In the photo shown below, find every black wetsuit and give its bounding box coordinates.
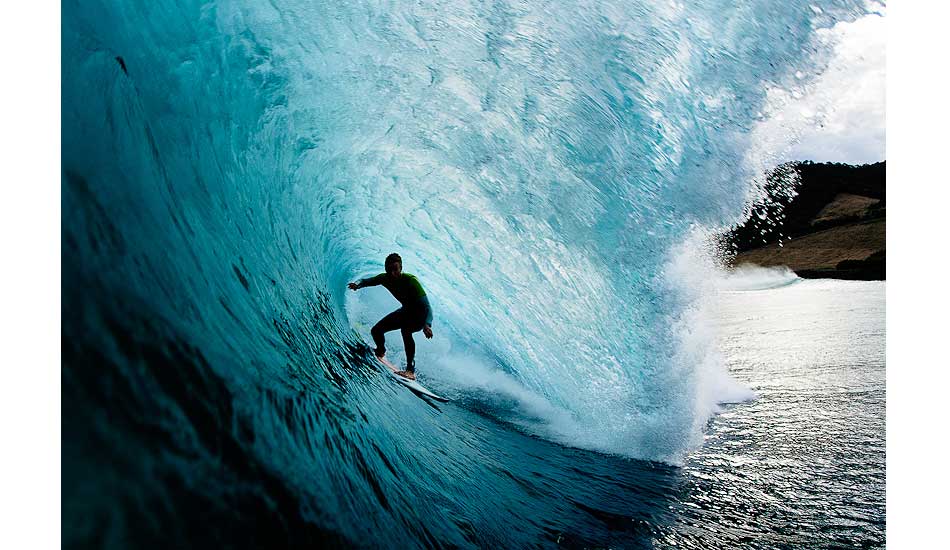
[358,273,433,373]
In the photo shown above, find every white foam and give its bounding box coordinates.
[719,264,800,291]
[665,231,759,453]
[435,352,585,432]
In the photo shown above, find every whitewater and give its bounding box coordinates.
[62,0,878,547]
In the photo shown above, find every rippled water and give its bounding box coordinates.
[678,278,886,548]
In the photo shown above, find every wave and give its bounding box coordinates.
[62,0,869,546]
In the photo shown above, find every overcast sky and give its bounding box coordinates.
[755,6,886,166]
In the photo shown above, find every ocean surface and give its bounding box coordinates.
[62,1,882,548]
[695,271,886,548]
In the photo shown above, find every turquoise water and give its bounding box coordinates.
[61,1,880,547]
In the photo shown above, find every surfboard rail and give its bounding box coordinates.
[376,355,449,402]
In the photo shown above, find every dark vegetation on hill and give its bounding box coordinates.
[724,161,885,280]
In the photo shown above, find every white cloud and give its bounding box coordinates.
[752,9,886,166]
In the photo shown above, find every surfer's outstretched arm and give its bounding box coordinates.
[348,274,385,290]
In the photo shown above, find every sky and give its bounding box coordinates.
[754,6,886,166]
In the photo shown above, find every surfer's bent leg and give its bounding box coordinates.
[371,309,404,358]
[400,308,426,373]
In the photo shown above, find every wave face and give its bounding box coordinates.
[62,0,867,546]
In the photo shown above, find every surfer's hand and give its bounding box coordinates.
[423,325,433,339]
[347,282,359,290]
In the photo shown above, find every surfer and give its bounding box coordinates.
[348,253,433,380]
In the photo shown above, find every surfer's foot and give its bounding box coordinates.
[374,347,385,359]
[395,370,416,380]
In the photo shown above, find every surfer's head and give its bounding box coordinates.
[385,253,403,277]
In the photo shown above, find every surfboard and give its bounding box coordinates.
[376,355,449,402]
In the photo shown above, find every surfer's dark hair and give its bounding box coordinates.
[385,253,402,269]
